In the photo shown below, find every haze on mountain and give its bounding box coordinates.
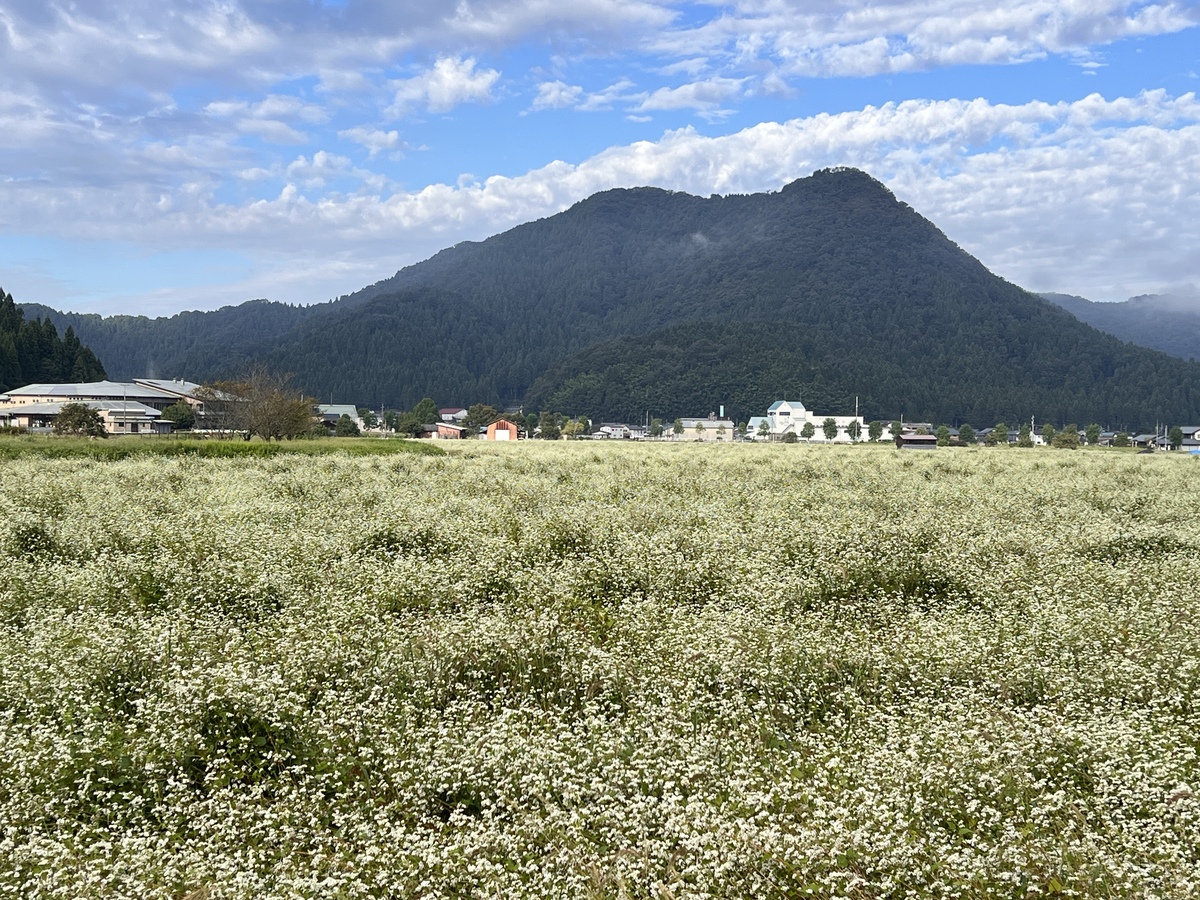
[20,168,1200,431]
[1042,292,1200,363]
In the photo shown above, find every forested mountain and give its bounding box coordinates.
[14,168,1200,428]
[18,299,325,382]
[0,289,106,393]
[1042,292,1200,361]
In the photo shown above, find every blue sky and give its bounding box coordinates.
[1,0,1198,317]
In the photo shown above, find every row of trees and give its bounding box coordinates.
[1,289,106,392]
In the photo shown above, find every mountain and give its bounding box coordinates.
[1041,292,1200,361]
[1,289,106,393]
[18,299,327,383]
[17,168,1200,429]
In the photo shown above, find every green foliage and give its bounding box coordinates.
[412,397,440,425]
[1113,432,1130,448]
[889,420,903,440]
[1086,423,1101,446]
[1053,425,1081,450]
[868,420,883,442]
[1169,425,1183,450]
[358,408,379,430]
[958,424,976,445]
[463,403,499,432]
[801,421,815,440]
[161,400,196,431]
[1018,423,1033,447]
[650,417,663,438]
[936,425,951,447]
[846,420,862,441]
[538,411,562,441]
[0,287,106,392]
[335,414,360,436]
[201,368,315,441]
[52,402,106,438]
[1042,423,1057,446]
[781,431,798,443]
[822,417,838,441]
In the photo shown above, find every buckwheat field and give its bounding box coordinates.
[1,443,1198,899]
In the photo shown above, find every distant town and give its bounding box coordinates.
[2,378,1199,452]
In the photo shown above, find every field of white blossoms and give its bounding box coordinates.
[1,442,1198,899]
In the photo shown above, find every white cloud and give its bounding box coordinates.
[637,77,747,116]
[339,127,406,157]
[387,57,501,116]
[531,80,585,111]
[5,90,1199,311]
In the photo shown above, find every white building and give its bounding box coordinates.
[762,399,864,443]
[670,415,737,441]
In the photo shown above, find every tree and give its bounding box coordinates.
[736,421,747,440]
[412,397,440,425]
[716,423,727,439]
[986,422,1008,446]
[539,411,562,441]
[1113,431,1130,448]
[846,420,862,442]
[822,417,838,441]
[562,418,585,439]
[463,403,499,432]
[1041,423,1056,446]
[958,424,976,445]
[395,412,423,437]
[199,368,315,441]
[868,420,883,442]
[694,421,706,439]
[757,419,771,440]
[335,414,360,436]
[1052,424,1080,449]
[358,408,379,430]
[889,420,903,440]
[650,417,664,438]
[53,402,106,438]
[673,418,684,439]
[781,431,798,443]
[801,422,815,440]
[1169,425,1183,450]
[1017,423,1033,447]
[162,401,196,431]
[1085,423,1101,446]
[936,425,951,447]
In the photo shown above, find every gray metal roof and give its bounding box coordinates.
[6,381,178,401]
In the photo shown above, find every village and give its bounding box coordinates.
[2,378,1199,451]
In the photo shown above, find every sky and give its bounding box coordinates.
[1,1,1199,318]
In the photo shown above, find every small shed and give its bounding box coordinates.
[896,433,939,450]
[485,418,520,441]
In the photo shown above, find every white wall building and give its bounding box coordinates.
[763,399,864,443]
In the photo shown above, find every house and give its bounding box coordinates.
[316,404,363,432]
[594,423,632,440]
[439,407,468,423]
[485,418,521,441]
[763,398,865,442]
[434,422,466,439]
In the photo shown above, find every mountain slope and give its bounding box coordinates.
[17,299,327,382]
[15,168,1200,429]
[1042,292,1200,361]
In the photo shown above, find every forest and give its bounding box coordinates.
[0,289,106,393]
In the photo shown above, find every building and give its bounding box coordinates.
[761,399,864,442]
[0,399,169,434]
[671,416,737,441]
[485,418,521,441]
[2,380,183,411]
[316,404,363,432]
[439,407,468,423]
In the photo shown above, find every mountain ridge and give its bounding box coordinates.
[17,168,1200,429]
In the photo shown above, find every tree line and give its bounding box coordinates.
[1,289,107,392]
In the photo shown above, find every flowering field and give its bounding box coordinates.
[1,443,1198,899]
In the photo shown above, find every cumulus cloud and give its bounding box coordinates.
[386,57,501,116]
[531,80,585,111]
[339,127,406,157]
[636,76,747,117]
[5,90,1199,312]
